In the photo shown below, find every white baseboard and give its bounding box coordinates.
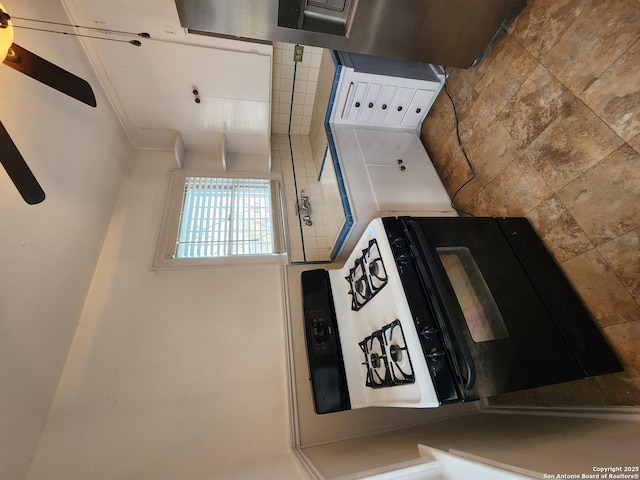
[480,401,640,421]
[293,447,325,480]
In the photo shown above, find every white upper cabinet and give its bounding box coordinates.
[61,0,273,155]
[100,40,272,152]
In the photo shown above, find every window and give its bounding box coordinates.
[437,247,508,343]
[154,170,287,268]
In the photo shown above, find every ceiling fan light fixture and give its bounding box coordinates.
[0,2,101,204]
[0,3,13,62]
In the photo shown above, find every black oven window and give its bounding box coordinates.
[437,247,509,343]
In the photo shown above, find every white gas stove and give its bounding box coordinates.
[328,218,439,408]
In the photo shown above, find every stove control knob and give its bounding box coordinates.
[420,326,438,341]
[391,237,407,249]
[427,348,445,363]
[396,253,411,267]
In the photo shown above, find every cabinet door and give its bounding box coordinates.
[383,87,415,125]
[355,129,429,168]
[366,165,452,213]
[342,81,370,122]
[371,85,398,124]
[401,89,436,127]
[358,83,383,123]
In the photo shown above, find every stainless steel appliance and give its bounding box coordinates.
[175,0,526,67]
[301,217,622,414]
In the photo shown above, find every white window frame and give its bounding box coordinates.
[153,170,288,269]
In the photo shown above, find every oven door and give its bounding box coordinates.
[400,217,586,401]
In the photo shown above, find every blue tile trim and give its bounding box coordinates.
[291,260,332,266]
[325,51,354,262]
[317,145,328,182]
[287,60,308,263]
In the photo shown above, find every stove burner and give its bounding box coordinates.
[346,258,372,311]
[369,259,380,276]
[346,239,389,311]
[370,352,381,369]
[359,331,390,387]
[389,344,402,362]
[359,319,415,389]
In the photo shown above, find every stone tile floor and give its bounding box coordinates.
[420,0,640,406]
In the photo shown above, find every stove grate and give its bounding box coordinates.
[346,239,389,311]
[359,319,415,389]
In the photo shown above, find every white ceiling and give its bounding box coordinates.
[55,0,273,154]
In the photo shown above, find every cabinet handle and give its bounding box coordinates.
[355,102,361,108]
[341,82,354,119]
[416,108,421,113]
[368,102,374,108]
[397,106,403,112]
[382,104,387,110]
[397,159,403,164]
[400,165,406,171]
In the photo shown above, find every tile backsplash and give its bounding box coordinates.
[271,43,334,263]
[272,134,331,263]
[271,42,324,135]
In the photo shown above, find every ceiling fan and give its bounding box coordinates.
[1,2,98,205]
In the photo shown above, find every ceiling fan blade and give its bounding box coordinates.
[3,42,96,107]
[0,120,46,204]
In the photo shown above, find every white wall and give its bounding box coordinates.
[0,1,132,479]
[302,411,640,479]
[25,150,305,479]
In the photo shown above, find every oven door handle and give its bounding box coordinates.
[404,220,476,390]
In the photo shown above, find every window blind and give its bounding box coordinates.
[175,177,277,258]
